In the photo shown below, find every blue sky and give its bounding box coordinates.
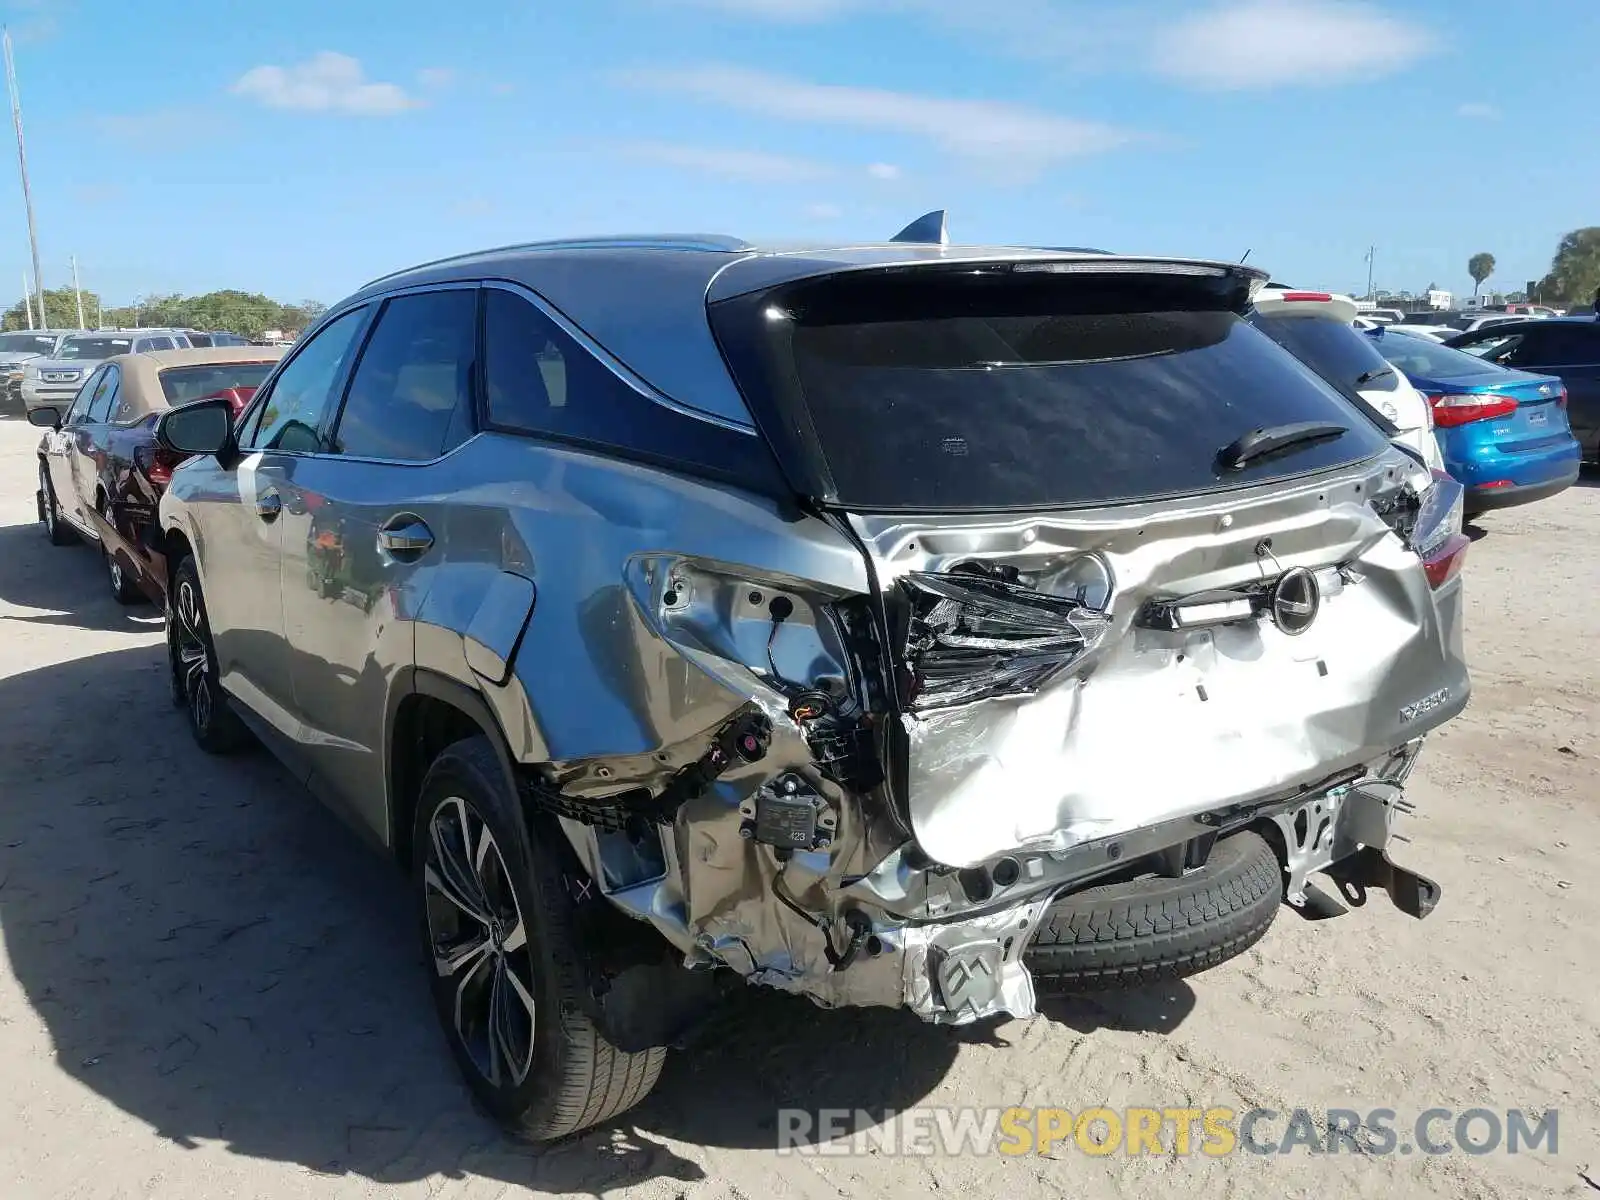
[2,0,1596,309]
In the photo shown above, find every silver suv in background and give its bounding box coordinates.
[22,329,193,413]
[151,220,1471,1141]
[0,329,86,405]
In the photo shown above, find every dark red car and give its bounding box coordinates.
[30,346,285,602]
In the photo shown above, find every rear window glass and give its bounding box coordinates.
[0,333,57,354]
[60,336,132,359]
[1376,335,1508,381]
[1251,312,1399,395]
[713,268,1390,511]
[158,362,277,405]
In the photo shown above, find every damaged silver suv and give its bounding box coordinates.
[152,217,1471,1140]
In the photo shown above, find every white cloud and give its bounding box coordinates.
[807,202,845,219]
[621,140,834,182]
[617,65,1132,164]
[866,162,902,180]
[1149,0,1438,90]
[1457,102,1500,119]
[417,67,455,89]
[231,52,421,116]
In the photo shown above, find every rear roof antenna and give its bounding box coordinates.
[890,210,949,246]
[1240,248,1252,263]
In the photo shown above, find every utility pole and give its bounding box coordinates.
[70,254,84,328]
[4,28,45,330]
[22,270,32,328]
[1364,245,1376,301]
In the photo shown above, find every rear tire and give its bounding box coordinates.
[168,556,250,754]
[39,464,73,546]
[1025,830,1282,991]
[414,737,666,1142]
[99,494,142,605]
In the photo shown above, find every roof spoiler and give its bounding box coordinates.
[890,209,949,247]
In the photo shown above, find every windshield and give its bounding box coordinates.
[1376,334,1506,381]
[1249,311,1399,394]
[158,362,276,405]
[712,267,1389,511]
[59,336,133,360]
[0,333,58,355]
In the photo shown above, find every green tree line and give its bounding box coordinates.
[0,287,326,338]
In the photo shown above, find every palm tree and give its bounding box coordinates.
[1468,253,1496,299]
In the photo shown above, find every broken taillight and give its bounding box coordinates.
[901,571,1111,711]
[1411,469,1468,589]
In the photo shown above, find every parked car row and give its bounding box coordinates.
[1252,287,1589,518]
[26,223,1484,1142]
[2,327,255,409]
[27,345,286,601]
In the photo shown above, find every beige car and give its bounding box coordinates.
[30,346,285,602]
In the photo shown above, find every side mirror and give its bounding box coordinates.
[156,396,236,461]
[26,405,60,430]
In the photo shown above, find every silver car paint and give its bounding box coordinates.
[161,242,1470,1030]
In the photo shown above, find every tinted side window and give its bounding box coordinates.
[86,366,121,423]
[65,367,106,424]
[480,287,782,492]
[245,308,368,453]
[331,290,476,461]
[1518,325,1600,367]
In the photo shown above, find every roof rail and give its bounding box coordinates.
[360,234,754,289]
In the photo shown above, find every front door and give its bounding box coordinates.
[45,367,109,533]
[201,306,373,740]
[279,287,478,838]
[72,364,123,534]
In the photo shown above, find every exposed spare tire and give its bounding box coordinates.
[1024,829,1282,991]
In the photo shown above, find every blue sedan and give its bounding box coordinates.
[1371,329,1581,514]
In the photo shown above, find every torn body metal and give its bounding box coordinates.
[498,446,1466,1028]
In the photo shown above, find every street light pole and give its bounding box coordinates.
[4,28,46,330]
[70,254,84,328]
[21,270,32,328]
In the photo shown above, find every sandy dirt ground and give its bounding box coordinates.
[0,406,1595,1199]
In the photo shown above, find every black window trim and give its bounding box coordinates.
[320,280,483,466]
[235,302,376,456]
[480,278,761,438]
[476,279,788,495]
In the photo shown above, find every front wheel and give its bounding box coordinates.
[167,556,249,753]
[414,737,666,1141]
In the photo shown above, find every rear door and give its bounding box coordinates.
[1503,324,1600,456]
[278,286,479,835]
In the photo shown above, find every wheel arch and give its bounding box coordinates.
[385,667,521,872]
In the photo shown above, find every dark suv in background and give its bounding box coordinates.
[151,223,1471,1140]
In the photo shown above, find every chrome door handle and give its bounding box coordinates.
[256,489,282,521]
[377,516,434,560]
